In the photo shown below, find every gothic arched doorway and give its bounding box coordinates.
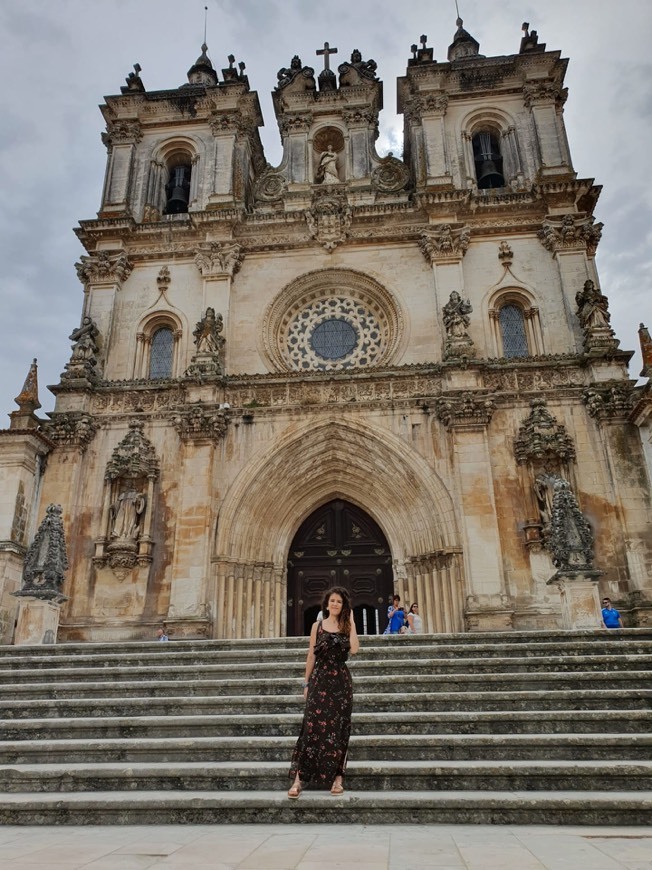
[287,499,394,637]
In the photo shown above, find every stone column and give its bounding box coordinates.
[420,94,453,187]
[435,394,512,630]
[99,120,142,217]
[193,243,244,373]
[75,252,133,372]
[523,81,572,178]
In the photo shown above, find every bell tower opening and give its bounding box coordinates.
[287,499,394,637]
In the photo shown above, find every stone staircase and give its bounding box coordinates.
[0,630,651,825]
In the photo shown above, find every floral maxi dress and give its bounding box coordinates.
[288,624,353,788]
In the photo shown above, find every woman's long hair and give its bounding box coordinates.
[321,586,352,636]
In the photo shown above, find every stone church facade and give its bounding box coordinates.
[1,22,651,643]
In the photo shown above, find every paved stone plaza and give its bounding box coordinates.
[0,824,651,869]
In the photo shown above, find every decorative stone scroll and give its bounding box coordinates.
[76,251,133,285]
[254,165,287,203]
[16,504,68,601]
[276,56,316,92]
[194,242,243,278]
[435,392,495,429]
[172,404,229,443]
[371,153,410,194]
[538,214,603,257]
[575,279,619,356]
[420,224,470,263]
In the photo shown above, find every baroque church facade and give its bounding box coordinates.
[1,21,651,643]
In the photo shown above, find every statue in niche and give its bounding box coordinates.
[193,307,224,355]
[442,291,473,340]
[534,472,558,532]
[575,280,611,331]
[316,144,340,184]
[110,489,146,541]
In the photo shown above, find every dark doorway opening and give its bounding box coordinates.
[287,499,394,637]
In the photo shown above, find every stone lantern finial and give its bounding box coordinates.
[9,359,41,430]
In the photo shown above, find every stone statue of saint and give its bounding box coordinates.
[193,307,224,355]
[443,291,473,339]
[110,489,146,541]
[575,280,611,331]
[316,145,340,184]
[69,317,99,362]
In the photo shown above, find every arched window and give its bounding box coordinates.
[164,161,192,214]
[148,327,175,378]
[498,304,529,358]
[472,131,505,189]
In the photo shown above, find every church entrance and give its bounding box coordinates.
[286,499,394,637]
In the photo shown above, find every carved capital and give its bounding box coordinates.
[523,80,568,108]
[172,404,229,443]
[420,224,470,263]
[435,392,495,430]
[194,242,243,278]
[76,251,133,285]
[514,398,576,465]
[45,412,98,452]
[583,384,635,421]
[101,119,143,147]
[342,107,376,126]
[538,214,603,257]
[278,113,313,135]
[498,241,513,266]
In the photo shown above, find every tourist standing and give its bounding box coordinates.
[288,586,359,798]
[601,597,623,629]
[406,603,423,634]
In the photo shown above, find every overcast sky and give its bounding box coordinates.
[0,0,650,417]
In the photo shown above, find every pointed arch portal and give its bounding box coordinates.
[287,499,394,637]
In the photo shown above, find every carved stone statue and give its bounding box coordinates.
[62,316,101,382]
[575,279,618,355]
[316,145,340,184]
[110,489,146,541]
[442,291,475,359]
[19,504,68,599]
[193,307,224,354]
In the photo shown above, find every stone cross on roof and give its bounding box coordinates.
[316,41,338,72]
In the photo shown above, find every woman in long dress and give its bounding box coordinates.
[288,586,359,798]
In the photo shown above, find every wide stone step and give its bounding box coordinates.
[3,639,651,670]
[2,759,651,793]
[3,733,650,764]
[2,688,650,719]
[0,789,649,826]
[4,669,650,700]
[2,653,649,685]
[4,707,651,740]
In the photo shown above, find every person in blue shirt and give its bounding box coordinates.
[601,597,623,629]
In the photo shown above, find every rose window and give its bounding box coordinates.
[286,297,384,370]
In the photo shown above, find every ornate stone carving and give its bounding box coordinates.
[342,108,377,126]
[583,384,634,420]
[538,214,603,257]
[276,56,316,92]
[185,308,225,379]
[371,153,410,193]
[422,93,449,114]
[315,143,342,184]
[76,251,133,285]
[498,241,513,265]
[435,393,495,429]
[442,291,475,359]
[46,412,98,452]
[101,119,143,146]
[254,165,287,203]
[61,317,101,383]
[277,113,313,135]
[305,194,352,252]
[514,399,576,465]
[16,504,68,601]
[575,279,619,355]
[523,80,568,108]
[420,224,470,263]
[194,242,243,278]
[172,404,229,442]
[546,476,594,570]
[156,266,171,290]
[640,323,652,379]
[338,49,378,86]
[105,421,159,481]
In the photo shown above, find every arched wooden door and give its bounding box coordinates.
[287,499,394,636]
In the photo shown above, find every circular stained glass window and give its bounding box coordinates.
[310,318,358,360]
